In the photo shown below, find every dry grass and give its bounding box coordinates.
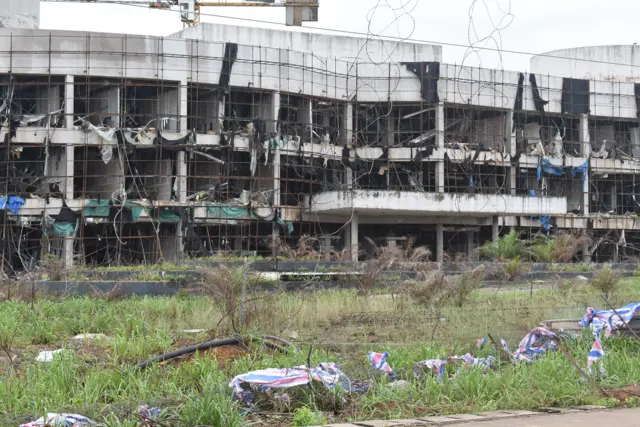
[269,235,320,260]
[407,266,485,308]
[350,237,431,296]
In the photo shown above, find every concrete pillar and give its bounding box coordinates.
[579,113,591,157]
[436,223,444,263]
[386,114,395,147]
[272,145,281,257]
[64,145,74,201]
[436,102,445,193]
[269,92,280,135]
[349,213,359,262]
[341,103,353,146]
[179,79,188,132]
[467,231,475,261]
[65,75,74,130]
[509,168,517,196]
[492,216,499,242]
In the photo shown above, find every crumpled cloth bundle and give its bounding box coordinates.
[369,352,395,377]
[476,327,557,362]
[230,362,351,398]
[19,414,95,427]
[579,302,640,371]
[510,327,557,362]
[414,353,496,381]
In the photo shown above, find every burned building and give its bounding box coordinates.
[0,3,639,269]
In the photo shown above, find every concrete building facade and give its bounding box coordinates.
[1,4,639,269]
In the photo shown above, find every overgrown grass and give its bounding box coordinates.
[1,277,639,426]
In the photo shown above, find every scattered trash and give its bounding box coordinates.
[19,413,95,427]
[138,405,163,421]
[510,327,557,362]
[476,327,557,362]
[369,351,395,377]
[68,334,109,346]
[579,302,640,372]
[414,353,496,382]
[35,349,70,363]
[230,362,351,403]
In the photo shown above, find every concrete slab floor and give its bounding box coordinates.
[443,408,639,427]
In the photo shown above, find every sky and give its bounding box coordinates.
[39,0,640,72]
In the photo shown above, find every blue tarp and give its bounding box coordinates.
[0,196,25,214]
[537,159,565,181]
[572,159,589,184]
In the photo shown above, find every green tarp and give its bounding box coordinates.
[52,222,76,237]
[206,204,252,220]
[83,200,110,217]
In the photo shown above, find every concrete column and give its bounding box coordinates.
[179,79,188,132]
[581,155,590,262]
[436,102,445,193]
[579,113,591,157]
[386,114,395,147]
[272,145,281,257]
[436,223,444,263]
[509,168,517,196]
[492,216,500,242]
[64,145,74,201]
[300,99,313,142]
[65,75,74,130]
[269,92,281,135]
[349,213,359,262]
[467,231,475,261]
[341,103,353,146]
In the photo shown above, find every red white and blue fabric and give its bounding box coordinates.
[20,414,95,427]
[414,358,447,380]
[579,302,640,371]
[230,363,351,396]
[511,327,557,362]
[414,353,495,381]
[369,352,395,377]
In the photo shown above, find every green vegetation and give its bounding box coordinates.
[1,274,639,426]
[479,232,591,263]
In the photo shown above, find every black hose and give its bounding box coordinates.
[262,335,295,349]
[251,337,291,354]
[135,337,241,370]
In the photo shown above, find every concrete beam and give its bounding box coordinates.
[310,191,569,216]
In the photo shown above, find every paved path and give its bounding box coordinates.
[445,408,640,426]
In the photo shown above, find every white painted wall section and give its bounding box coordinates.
[309,190,567,217]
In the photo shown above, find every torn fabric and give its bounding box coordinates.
[369,351,395,377]
[83,200,110,217]
[230,363,351,397]
[579,303,640,371]
[20,413,95,427]
[537,159,565,181]
[403,62,440,103]
[529,73,548,114]
[414,354,496,382]
[0,196,25,214]
[219,42,238,89]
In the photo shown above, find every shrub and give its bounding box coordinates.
[478,232,526,260]
[293,407,327,427]
[590,266,621,298]
[529,232,591,263]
